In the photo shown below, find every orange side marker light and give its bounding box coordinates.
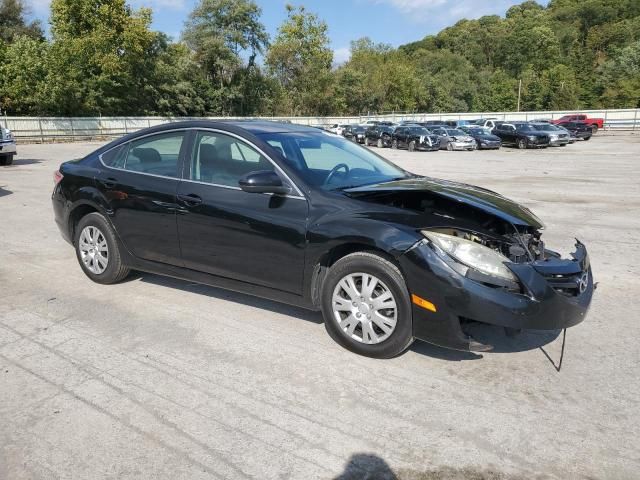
[411,294,437,313]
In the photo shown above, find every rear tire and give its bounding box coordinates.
[591,125,598,134]
[0,154,13,166]
[75,212,130,285]
[377,138,383,148]
[517,138,527,149]
[321,252,414,358]
[408,141,416,152]
[584,135,591,141]
[391,139,398,149]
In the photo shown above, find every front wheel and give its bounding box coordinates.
[364,137,370,147]
[377,138,383,148]
[584,135,591,141]
[408,141,416,152]
[517,138,527,149]
[591,125,598,134]
[0,154,13,166]
[75,213,130,284]
[391,139,398,149]
[321,252,414,358]
[446,142,453,151]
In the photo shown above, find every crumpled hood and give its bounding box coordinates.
[344,177,544,229]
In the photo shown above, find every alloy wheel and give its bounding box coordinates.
[331,273,398,344]
[79,226,109,274]
[377,139,383,148]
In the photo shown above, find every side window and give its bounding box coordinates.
[190,131,274,187]
[121,132,185,178]
[101,144,128,168]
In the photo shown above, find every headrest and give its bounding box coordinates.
[132,147,161,164]
[199,143,219,168]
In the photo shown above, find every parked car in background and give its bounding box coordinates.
[329,124,350,135]
[459,125,502,150]
[492,123,550,149]
[391,126,440,152]
[556,121,593,141]
[529,123,570,147]
[423,120,448,128]
[552,114,603,133]
[431,127,477,151]
[364,125,395,148]
[0,125,16,165]
[473,118,499,130]
[343,125,366,143]
[556,125,577,143]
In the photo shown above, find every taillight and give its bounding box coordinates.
[53,170,64,186]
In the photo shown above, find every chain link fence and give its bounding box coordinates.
[2,108,638,143]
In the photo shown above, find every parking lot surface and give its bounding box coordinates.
[1,134,639,479]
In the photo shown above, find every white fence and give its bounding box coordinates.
[3,108,639,142]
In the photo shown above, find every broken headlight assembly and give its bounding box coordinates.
[421,231,520,290]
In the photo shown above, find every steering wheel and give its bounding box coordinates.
[324,163,350,186]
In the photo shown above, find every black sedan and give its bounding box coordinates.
[364,125,394,148]
[391,126,440,151]
[459,126,502,150]
[52,121,594,358]
[492,123,550,149]
[556,121,593,141]
[343,125,366,144]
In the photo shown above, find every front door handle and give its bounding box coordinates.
[177,193,203,206]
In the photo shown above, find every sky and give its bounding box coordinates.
[28,0,544,64]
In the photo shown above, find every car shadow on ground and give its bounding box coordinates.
[135,272,562,364]
[334,453,527,479]
[0,186,13,198]
[9,158,43,166]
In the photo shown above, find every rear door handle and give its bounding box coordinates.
[177,193,203,206]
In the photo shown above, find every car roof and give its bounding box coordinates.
[136,120,322,136]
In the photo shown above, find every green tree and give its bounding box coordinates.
[0,0,43,43]
[266,4,334,115]
[0,36,48,114]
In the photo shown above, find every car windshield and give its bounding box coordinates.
[446,129,466,136]
[258,131,410,191]
[515,124,537,132]
[353,126,365,133]
[462,126,487,134]
[409,127,430,135]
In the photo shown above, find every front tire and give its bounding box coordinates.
[364,137,370,147]
[446,142,453,151]
[0,154,13,166]
[517,138,527,149]
[377,138,383,148]
[321,252,414,358]
[75,212,130,284]
[408,141,416,152]
[391,139,398,149]
[584,135,591,141]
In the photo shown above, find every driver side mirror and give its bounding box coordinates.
[239,170,291,195]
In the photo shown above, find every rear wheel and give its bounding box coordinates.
[0,154,13,166]
[517,138,527,149]
[75,212,130,284]
[321,252,413,358]
[584,135,591,141]
[591,125,598,134]
[377,138,383,148]
[446,142,453,151]
[391,139,398,149]
[364,137,370,147]
[408,141,416,152]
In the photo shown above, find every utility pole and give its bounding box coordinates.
[517,79,522,112]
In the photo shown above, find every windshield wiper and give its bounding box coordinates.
[331,176,413,191]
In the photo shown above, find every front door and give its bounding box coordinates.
[96,130,187,266]
[176,130,309,294]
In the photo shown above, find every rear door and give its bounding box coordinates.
[97,130,187,266]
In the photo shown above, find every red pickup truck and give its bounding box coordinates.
[551,114,604,133]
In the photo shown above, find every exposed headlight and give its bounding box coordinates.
[422,231,517,284]
[527,135,537,141]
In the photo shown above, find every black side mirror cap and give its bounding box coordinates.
[238,170,291,195]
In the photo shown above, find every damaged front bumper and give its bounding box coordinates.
[399,239,594,352]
